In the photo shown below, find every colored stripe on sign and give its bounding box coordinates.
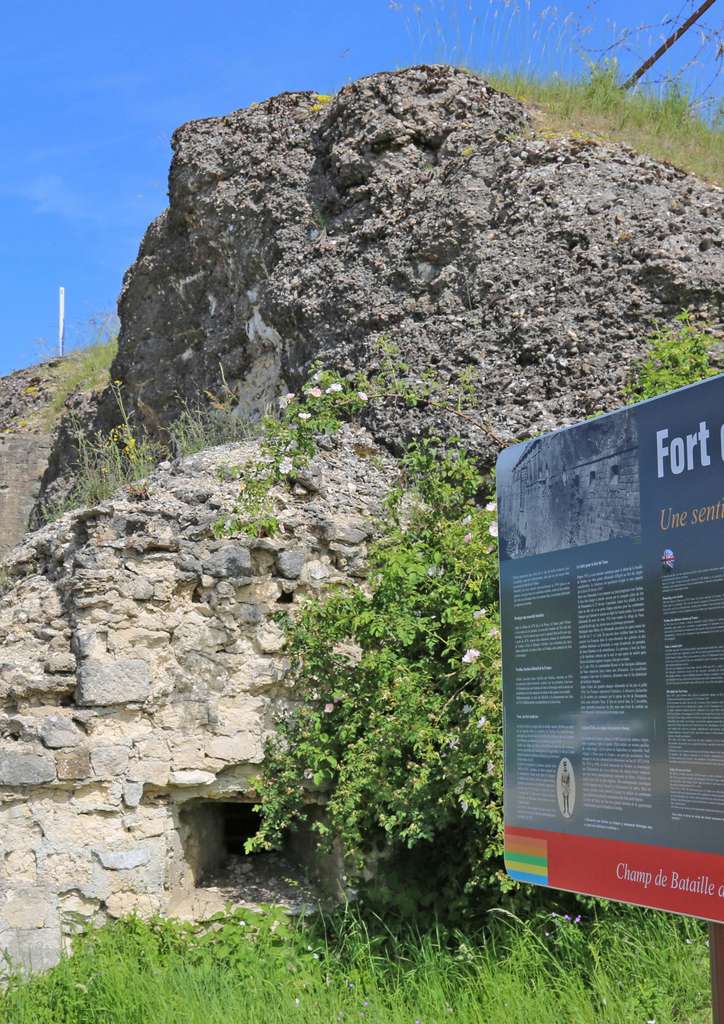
[505,831,548,885]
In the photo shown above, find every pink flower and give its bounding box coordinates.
[488,522,498,538]
[463,532,473,543]
[326,382,343,394]
[462,648,480,664]
[308,386,323,398]
[485,501,496,512]
[298,412,312,421]
[473,608,487,620]
[323,703,335,713]
[357,391,368,402]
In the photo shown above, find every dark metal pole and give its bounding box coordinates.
[710,922,724,1023]
[622,0,718,90]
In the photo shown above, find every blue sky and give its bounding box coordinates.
[1,0,721,376]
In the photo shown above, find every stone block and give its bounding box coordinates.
[170,738,206,770]
[324,517,368,545]
[276,547,308,579]
[203,544,252,579]
[169,769,215,787]
[1,892,52,930]
[41,851,92,891]
[105,892,160,919]
[2,849,37,883]
[0,750,55,786]
[91,745,130,779]
[95,847,151,871]
[256,621,286,653]
[206,734,262,763]
[56,749,91,781]
[76,659,150,706]
[59,892,99,918]
[300,559,335,588]
[0,924,62,973]
[127,758,170,787]
[40,715,82,749]
[123,781,144,808]
[45,652,77,674]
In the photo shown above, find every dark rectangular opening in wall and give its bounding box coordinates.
[176,800,339,909]
[223,802,262,857]
[179,799,264,885]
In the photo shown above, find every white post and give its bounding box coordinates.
[58,287,65,357]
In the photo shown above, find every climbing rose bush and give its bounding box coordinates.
[249,440,517,922]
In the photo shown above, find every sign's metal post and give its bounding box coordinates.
[711,923,724,1023]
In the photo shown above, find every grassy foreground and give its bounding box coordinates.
[0,907,711,1024]
[485,68,723,185]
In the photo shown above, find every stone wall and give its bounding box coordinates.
[0,426,397,971]
[0,434,53,558]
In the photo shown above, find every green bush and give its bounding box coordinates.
[244,316,718,924]
[249,440,510,922]
[625,311,717,402]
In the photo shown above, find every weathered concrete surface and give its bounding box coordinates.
[0,426,397,971]
[0,361,60,556]
[0,435,53,557]
[110,64,722,464]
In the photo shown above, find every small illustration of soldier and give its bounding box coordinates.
[557,757,575,818]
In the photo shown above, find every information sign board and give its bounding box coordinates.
[497,374,724,921]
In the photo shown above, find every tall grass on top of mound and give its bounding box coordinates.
[41,378,255,522]
[45,336,119,423]
[0,906,710,1024]
[485,64,723,184]
[391,0,722,183]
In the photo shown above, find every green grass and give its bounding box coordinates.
[40,377,255,522]
[46,337,119,423]
[485,66,723,184]
[167,398,256,458]
[0,907,711,1024]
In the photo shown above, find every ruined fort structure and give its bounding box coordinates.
[0,428,397,970]
[0,63,722,972]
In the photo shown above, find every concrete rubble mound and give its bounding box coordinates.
[113,64,722,460]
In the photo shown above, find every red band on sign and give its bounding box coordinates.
[506,826,724,923]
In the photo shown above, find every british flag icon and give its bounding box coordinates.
[661,549,676,570]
